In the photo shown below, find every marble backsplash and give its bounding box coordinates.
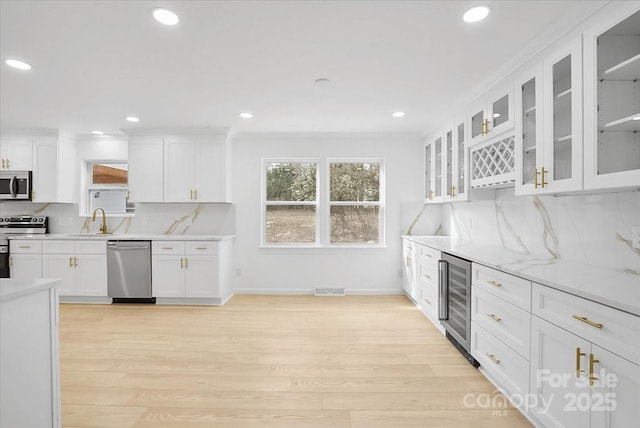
[441,188,640,274]
[0,202,236,236]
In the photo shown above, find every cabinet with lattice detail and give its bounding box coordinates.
[470,135,516,188]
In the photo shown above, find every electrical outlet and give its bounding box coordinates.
[632,227,640,250]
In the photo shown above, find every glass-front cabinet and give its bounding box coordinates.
[515,37,583,195]
[468,79,514,146]
[584,5,640,190]
[444,118,469,202]
[424,132,445,204]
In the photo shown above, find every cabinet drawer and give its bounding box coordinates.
[74,240,106,254]
[418,258,437,286]
[472,322,529,398]
[42,240,74,254]
[185,241,218,255]
[473,264,531,311]
[416,244,440,264]
[472,286,531,359]
[152,241,185,255]
[10,240,43,254]
[532,283,640,364]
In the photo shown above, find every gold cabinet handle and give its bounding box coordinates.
[1,159,4,168]
[195,247,207,250]
[184,257,189,268]
[189,190,194,200]
[423,273,431,280]
[194,189,198,200]
[180,257,184,268]
[18,245,30,249]
[573,315,603,329]
[576,347,586,378]
[428,190,433,200]
[487,280,502,287]
[486,353,501,365]
[69,256,73,268]
[481,119,490,135]
[423,298,431,305]
[161,246,173,250]
[8,256,13,267]
[589,353,600,386]
[540,167,548,188]
[5,159,10,168]
[74,257,78,267]
[487,314,502,323]
[534,168,541,189]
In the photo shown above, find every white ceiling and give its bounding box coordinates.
[0,0,606,136]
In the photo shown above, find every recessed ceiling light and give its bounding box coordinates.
[314,78,331,86]
[463,5,490,23]
[240,112,253,119]
[125,116,140,122]
[92,130,104,135]
[633,116,640,121]
[392,112,405,118]
[152,8,179,26]
[5,59,32,70]
[493,113,501,118]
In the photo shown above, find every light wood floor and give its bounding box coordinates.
[59,295,532,427]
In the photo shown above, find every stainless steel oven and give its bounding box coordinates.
[0,171,32,200]
[0,216,48,278]
[0,236,8,278]
[439,252,478,366]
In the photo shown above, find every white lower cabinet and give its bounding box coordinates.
[42,240,107,297]
[530,283,640,427]
[9,240,42,280]
[152,241,223,300]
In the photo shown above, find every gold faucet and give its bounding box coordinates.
[92,207,108,234]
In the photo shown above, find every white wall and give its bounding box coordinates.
[230,133,441,294]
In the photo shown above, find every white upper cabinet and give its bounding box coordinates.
[0,135,32,170]
[128,136,164,202]
[424,131,445,204]
[32,136,77,203]
[125,128,231,203]
[443,117,469,202]
[468,78,515,146]
[584,4,640,190]
[515,37,583,195]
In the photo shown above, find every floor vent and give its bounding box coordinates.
[314,288,346,296]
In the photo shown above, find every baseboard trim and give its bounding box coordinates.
[59,296,112,304]
[233,288,403,296]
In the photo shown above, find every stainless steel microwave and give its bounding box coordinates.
[0,171,32,200]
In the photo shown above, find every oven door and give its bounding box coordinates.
[0,171,32,200]
[0,246,9,278]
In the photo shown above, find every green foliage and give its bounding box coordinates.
[266,162,316,201]
[330,163,380,202]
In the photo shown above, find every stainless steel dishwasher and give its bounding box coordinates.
[107,240,154,303]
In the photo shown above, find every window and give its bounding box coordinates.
[85,162,132,215]
[264,161,318,244]
[262,159,384,247]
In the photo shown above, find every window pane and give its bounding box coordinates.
[266,162,316,201]
[330,162,380,202]
[266,205,316,243]
[330,205,379,244]
[92,163,128,185]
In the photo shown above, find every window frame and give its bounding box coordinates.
[261,157,385,248]
[261,158,320,247]
[80,159,133,217]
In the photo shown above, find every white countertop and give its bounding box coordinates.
[8,234,236,241]
[403,235,640,317]
[0,278,61,302]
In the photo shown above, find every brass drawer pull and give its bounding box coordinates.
[576,347,586,378]
[589,353,600,386]
[487,280,502,287]
[180,257,184,268]
[195,247,207,250]
[18,245,30,249]
[185,257,189,268]
[487,354,501,365]
[161,247,174,250]
[572,315,603,329]
[423,299,431,305]
[487,314,502,323]
[69,257,73,268]
[74,257,78,267]
[423,273,431,280]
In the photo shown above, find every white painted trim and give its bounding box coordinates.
[58,296,112,304]
[233,288,403,296]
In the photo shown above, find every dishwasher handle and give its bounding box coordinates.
[107,241,150,250]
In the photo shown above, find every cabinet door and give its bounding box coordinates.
[164,138,195,202]
[0,135,33,170]
[487,79,515,138]
[452,118,469,201]
[543,37,583,193]
[401,241,417,299]
[443,126,455,202]
[590,345,640,428]
[42,254,75,296]
[9,253,42,281]
[584,5,640,190]
[184,255,219,298]
[515,63,545,196]
[74,254,107,296]
[468,98,487,146]
[424,142,433,202]
[128,137,164,202]
[194,140,227,202]
[425,133,445,204]
[151,255,185,297]
[530,316,591,428]
[32,137,59,203]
